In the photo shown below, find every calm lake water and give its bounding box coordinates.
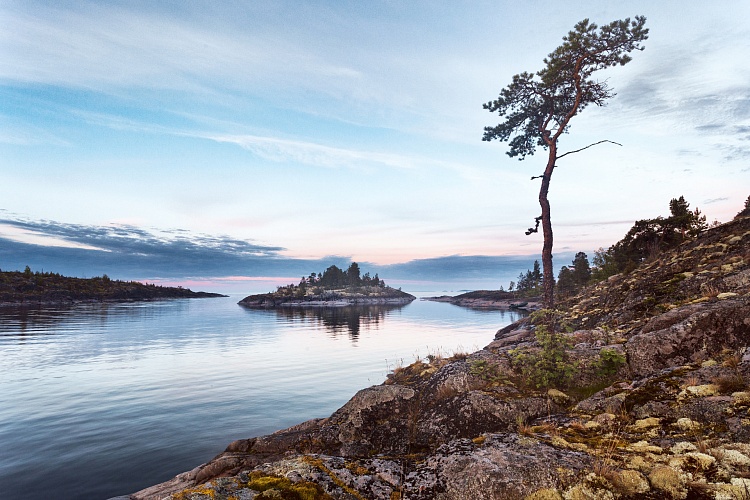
[0,294,523,500]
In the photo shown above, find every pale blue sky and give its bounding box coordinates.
[1,1,749,291]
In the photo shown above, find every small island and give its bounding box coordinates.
[239,262,415,308]
[0,266,226,305]
[424,289,541,310]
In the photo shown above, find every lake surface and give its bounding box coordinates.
[0,294,523,499]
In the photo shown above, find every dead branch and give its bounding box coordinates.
[556,140,623,160]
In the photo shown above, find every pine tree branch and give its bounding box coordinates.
[556,140,622,160]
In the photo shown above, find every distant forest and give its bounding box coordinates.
[0,266,222,303]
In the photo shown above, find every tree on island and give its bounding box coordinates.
[289,263,384,292]
[483,17,648,307]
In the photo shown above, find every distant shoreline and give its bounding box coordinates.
[0,268,227,305]
[0,293,227,308]
[422,293,541,311]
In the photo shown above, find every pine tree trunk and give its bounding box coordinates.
[539,145,557,308]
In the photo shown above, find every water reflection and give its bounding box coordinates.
[0,301,188,342]
[258,304,408,343]
[1,296,522,500]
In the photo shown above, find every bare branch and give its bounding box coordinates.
[525,216,542,235]
[556,139,622,160]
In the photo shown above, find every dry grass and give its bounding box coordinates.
[618,407,633,425]
[691,427,712,454]
[516,415,534,436]
[723,352,742,370]
[535,420,559,436]
[592,432,621,479]
[702,283,722,298]
[604,401,624,416]
[448,350,470,361]
[435,384,461,402]
[682,375,700,389]
[713,374,746,394]
[708,447,726,463]
[568,420,587,433]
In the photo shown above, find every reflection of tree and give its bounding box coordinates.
[0,303,174,343]
[272,304,407,343]
[1,304,87,338]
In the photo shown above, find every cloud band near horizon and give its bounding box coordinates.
[0,216,559,290]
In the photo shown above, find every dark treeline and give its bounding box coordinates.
[0,266,223,302]
[277,262,386,294]
[501,195,737,300]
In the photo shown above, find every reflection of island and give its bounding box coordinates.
[270,304,408,342]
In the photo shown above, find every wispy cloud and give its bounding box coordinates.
[614,25,750,159]
[205,133,417,170]
[72,109,488,177]
[704,197,729,204]
[0,3,361,95]
[0,114,71,146]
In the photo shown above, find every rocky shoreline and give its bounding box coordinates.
[422,295,541,311]
[239,295,415,308]
[128,216,750,500]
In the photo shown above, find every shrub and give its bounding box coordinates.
[509,310,577,389]
[469,359,507,385]
[593,348,626,379]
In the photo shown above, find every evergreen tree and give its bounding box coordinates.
[483,17,648,307]
[556,266,576,298]
[531,260,543,289]
[591,196,708,280]
[735,195,750,219]
[668,195,706,239]
[571,251,591,287]
[346,262,361,285]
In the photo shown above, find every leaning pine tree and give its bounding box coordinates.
[483,17,648,307]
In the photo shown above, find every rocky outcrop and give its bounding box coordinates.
[130,217,750,500]
[423,291,542,310]
[626,297,750,376]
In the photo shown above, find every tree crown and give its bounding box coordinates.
[483,16,648,159]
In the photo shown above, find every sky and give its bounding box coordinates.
[1,1,749,293]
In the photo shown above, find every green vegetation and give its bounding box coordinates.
[509,310,577,389]
[556,252,592,299]
[0,266,224,303]
[469,359,507,385]
[592,348,626,378]
[272,262,399,299]
[736,195,750,218]
[245,472,331,500]
[293,262,384,291]
[511,259,543,298]
[551,196,710,300]
[590,196,708,280]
